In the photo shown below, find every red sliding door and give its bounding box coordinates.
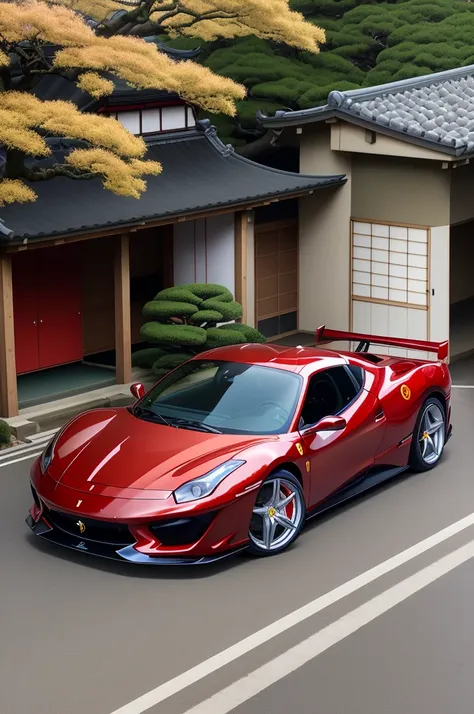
[13,245,83,375]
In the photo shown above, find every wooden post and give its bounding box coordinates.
[234,212,248,323]
[114,234,132,384]
[0,253,18,417]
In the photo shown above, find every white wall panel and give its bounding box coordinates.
[173,222,195,285]
[430,225,450,345]
[194,219,206,283]
[352,300,371,333]
[161,106,187,131]
[141,108,161,133]
[117,111,140,134]
[205,214,235,294]
[173,214,235,294]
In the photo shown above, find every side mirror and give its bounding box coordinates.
[130,383,145,400]
[303,415,346,435]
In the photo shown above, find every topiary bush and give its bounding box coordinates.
[140,322,207,347]
[204,327,247,350]
[220,323,266,344]
[152,353,191,374]
[131,347,166,369]
[135,283,266,376]
[0,419,12,446]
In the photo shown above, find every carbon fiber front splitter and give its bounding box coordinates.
[26,515,245,565]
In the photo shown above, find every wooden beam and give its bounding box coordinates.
[234,212,248,323]
[0,253,18,417]
[114,234,132,384]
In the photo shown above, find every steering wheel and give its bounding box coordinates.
[259,400,290,422]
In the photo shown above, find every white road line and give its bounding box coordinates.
[28,428,58,442]
[0,451,43,468]
[451,385,474,389]
[0,430,56,463]
[185,539,474,714]
[108,510,474,714]
[0,441,49,462]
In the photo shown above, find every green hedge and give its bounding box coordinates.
[204,327,247,349]
[140,322,207,346]
[200,299,243,321]
[131,347,166,369]
[142,300,198,320]
[0,420,11,446]
[153,353,191,370]
[220,323,266,343]
[154,287,203,306]
[189,309,225,324]
[181,283,234,302]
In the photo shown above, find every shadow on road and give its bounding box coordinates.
[24,445,454,579]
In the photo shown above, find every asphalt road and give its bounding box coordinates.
[1,383,474,714]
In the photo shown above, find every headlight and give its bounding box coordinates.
[173,460,245,504]
[40,436,57,475]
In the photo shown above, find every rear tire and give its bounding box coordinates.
[409,396,446,472]
[247,470,305,557]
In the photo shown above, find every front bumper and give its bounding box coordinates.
[26,513,245,565]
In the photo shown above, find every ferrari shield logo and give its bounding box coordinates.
[77,520,86,535]
[400,384,411,401]
[296,442,304,456]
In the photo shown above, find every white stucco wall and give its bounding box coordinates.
[298,125,352,332]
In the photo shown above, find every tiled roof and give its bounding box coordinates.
[0,121,345,243]
[258,64,474,156]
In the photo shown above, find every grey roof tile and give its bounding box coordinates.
[0,121,345,243]
[258,63,474,156]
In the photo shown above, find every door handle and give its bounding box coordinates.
[375,410,385,423]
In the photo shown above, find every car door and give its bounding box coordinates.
[297,365,387,508]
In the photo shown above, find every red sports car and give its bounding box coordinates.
[27,326,452,564]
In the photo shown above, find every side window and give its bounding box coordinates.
[299,366,361,428]
[347,365,365,390]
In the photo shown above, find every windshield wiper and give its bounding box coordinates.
[133,406,175,428]
[168,417,222,434]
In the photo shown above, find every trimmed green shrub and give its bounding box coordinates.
[153,353,191,370]
[220,323,266,343]
[131,347,166,369]
[138,283,266,376]
[189,309,225,324]
[200,299,243,321]
[0,419,11,446]
[140,322,207,346]
[142,300,198,320]
[154,287,203,306]
[182,283,233,302]
[204,327,247,349]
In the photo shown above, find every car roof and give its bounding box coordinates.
[197,343,347,373]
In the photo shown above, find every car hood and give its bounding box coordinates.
[48,408,272,493]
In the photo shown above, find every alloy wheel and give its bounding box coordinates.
[418,402,445,466]
[249,476,304,552]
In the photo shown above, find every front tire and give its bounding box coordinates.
[247,471,305,557]
[409,396,446,472]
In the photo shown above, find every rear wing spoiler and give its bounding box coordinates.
[315,325,449,361]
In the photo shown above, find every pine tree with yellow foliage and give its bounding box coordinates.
[0,0,324,206]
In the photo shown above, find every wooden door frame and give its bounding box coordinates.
[0,253,18,417]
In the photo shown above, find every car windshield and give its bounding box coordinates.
[135,360,302,435]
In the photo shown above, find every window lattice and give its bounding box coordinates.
[352,221,428,308]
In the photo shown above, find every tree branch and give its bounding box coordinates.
[26,164,96,181]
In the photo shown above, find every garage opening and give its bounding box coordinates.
[450,222,474,361]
